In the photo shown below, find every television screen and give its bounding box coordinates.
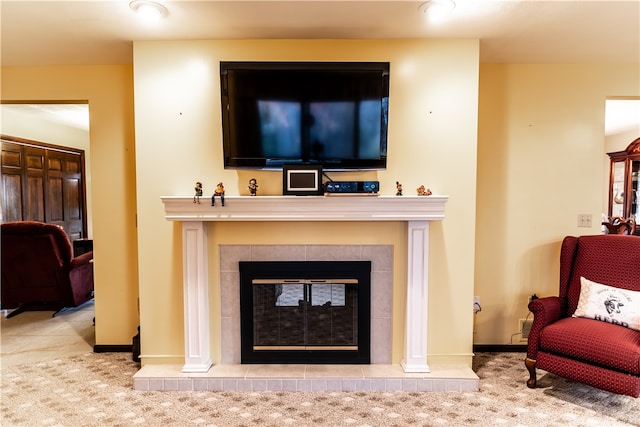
[220,62,389,170]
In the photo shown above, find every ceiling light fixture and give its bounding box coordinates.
[129,0,169,21]
[418,0,456,22]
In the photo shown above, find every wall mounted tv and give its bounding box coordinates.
[220,61,389,170]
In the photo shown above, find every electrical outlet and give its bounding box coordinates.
[473,296,481,313]
[520,319,533,340]
[577,214,592,227]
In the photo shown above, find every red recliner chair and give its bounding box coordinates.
[1,221,94,318]
[525,234,640,397]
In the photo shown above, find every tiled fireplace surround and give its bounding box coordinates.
[133,196,479,392]
[219,244,392,365]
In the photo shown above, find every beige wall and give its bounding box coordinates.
[475,63,640,344]
[1,65,139,345]
[133,39,480,366]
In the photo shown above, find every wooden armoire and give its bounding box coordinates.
[1,135,88,241]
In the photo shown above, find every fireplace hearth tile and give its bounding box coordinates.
[267,379,284,391]
[305,364,364,378]
[402,378,418,392]
[370,378,386,390]
[243,378,260,391]
[134,363,478,392]
[297,379,312,391]
[327,379,343,391]
[386,378,403,391]
[209,364,249,377]
[431,379,448,391]
[179,378,194,391]
[341,379,358,391]
[282,379,298,391]
[164,378,178,391]
[362,364,414,378]
[311,379,328,391]
[148,378,164,391]
[222,379,239,391]
[416,379,433,392]
[207,379,223,391]
[246,364,306,378]
[193,378,208,391]
[356,379,371,390]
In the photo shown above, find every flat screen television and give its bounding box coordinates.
[220,61,390,170]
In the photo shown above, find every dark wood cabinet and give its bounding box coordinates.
[1,136,88,241]
[607,137,640,234]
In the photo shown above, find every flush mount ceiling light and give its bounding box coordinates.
[418,0,456,22]
[129,0,169,21]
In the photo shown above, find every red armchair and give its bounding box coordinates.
[525,234,640,397]
[1,221,94,318]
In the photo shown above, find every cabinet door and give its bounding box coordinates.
[610,160,626,218]
[631,159,639,224]
[1,142,24,222]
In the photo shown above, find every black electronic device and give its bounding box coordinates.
[324,181,380,194]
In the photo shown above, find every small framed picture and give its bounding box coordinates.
[282,164,324,196]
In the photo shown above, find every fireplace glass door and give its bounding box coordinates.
[240,261,371,364]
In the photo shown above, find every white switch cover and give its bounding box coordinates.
[577,214,592,227]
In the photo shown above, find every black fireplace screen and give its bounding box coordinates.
[240,261,371,364]
[252,279,358,349]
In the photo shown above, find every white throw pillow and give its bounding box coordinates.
[573,277,640,332]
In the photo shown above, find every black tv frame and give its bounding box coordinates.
[220,61,390,171]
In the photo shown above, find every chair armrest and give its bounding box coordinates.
[526,296,567,360]
[70,250,93,269]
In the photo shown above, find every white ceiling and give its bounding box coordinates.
[1,1,638,137]
[1,0,639,66]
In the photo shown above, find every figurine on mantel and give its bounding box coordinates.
[248,178,259,196]
[193,182,203,204]
[211,182,225,206]
[395,181,403,196]
[417,185,432,196]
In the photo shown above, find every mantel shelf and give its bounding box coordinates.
[161,195,448,222]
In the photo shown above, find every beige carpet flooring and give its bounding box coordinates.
[1,351,638,426]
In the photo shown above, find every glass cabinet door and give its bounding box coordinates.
[610,160,626,218]
[608,138,640,235]
[631,159,639,223]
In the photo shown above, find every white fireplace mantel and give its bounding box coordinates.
[161,195,448,373]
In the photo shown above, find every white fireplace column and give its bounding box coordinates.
[402,220,430,372]
[162,195,447,373]
[181,221,212,373]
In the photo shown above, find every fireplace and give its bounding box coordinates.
[160,195,449,374]
[140,194,482,392]
[136,196,482,393]
[239,261,371,364]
